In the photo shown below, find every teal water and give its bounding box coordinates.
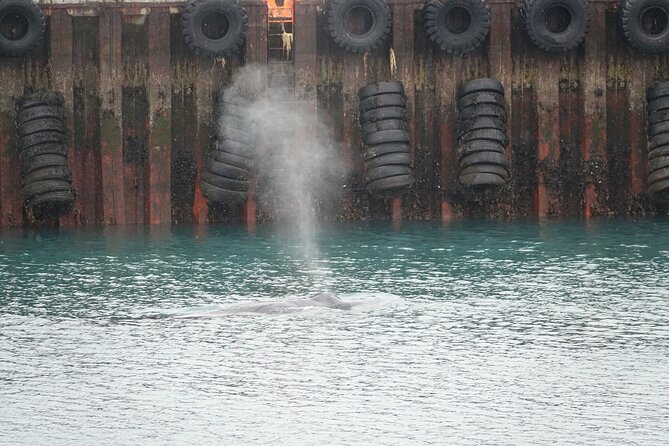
[1,220,668,445]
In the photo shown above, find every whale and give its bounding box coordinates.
[179,292,353,317]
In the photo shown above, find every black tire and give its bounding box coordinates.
[215,139,254,158]
[19,142,68,158]
[18,131,66,150]
[460,163,508,178]
[201,178,247,203]
[459,172,506,186]
[361,119,408,135]
[422,0,490,54]
[359,106,407,124]
[648,166,669,183]
[522,0,590,52]
[648,155,669,172]
[458,139,506,158]
[366,174,413,195]
[458,103,506,122]
[358,81,404,99]
[17,91,63,110]
[460,151,508,168]
[29,189,74,208]
[359,93,407,113]
[325,0,392,53]
[621,0,669,54]
[650,120,669,136]
[221,102,251,120]
[647,96,669,113]
[0,0,45,57]
[459,117,506,134]
[458,78,504,97]
[363,151,412,169]
[460,128,509,145]
[457,91,505,109]
[648,145,669,159]
[647,81,669,101]
[650,132,669,148]
[361,142,410,160]
[219,127,254,146]
[17,118,64,137]
[217,115,251,134]
[181,0,248,57]
[16,105,62,124]
[22,166,71,184]
[20,154,68,174]
[364,164,411,183]
[212,150,254,171]
[202,171,248,191]
[648,108,669,124]
[648,178,669,200]
[363,129,410,146]
[21,179,72,200]
[205,158,249,180]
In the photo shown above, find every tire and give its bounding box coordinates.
[359,106,407,124]
[21,179,72,200]
[201,178,248,203]
[201,171,248,191]
[221,101,251,120]
[181,0,248,57]
[363,151,412,169]
[17,91,63,110]
[22,166,71,184]
[361,142,410,160]
[621,0,669,54]
[18,131,66,150]
[16,105,62,124]
[650,132,669,148]
[648,145,669,159]
[20,154,68,174]
[0,0,45,57]
[366,174,412,195]
[458,103,506,122]
[364,164,411,183]
[648,155,669,172]
[650,120,669,136]
[363,129,410,146]
[459,172,506,186]
[422,0,490,54]
[457,91,506,109]
[460,128,509,145]
[358,81,404,99]
[648,108,669,124]
[359,93,407,113]
[458,78,504,97]
[458,139,506,158]
[361,119,408,135]
[459,117,506,134]
[647,81,669,101]
[212,150,254,170]
[206,158,249,180]
[460,151,508,168]
[648,166,669,183]
[647,96,669,113]
[460,163,508,178]
[648,178,669,200]
[217,115,251,134]
[325,0,392,53]
[218,127,254,146]
[215,139,254,158]
[28,189,75,208]
[522,0,590,52]
[19,142,68,158]
[17,118,64,137]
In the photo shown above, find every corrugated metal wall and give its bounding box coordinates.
[0,0,667,227]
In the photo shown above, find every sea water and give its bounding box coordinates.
[1,220,668,445]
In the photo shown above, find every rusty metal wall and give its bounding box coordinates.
[0,0,667,227]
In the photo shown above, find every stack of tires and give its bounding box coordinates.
[646,81,669,202]
[16,92,75,218]
[456,78,509,189]
[202,93,254,204]
[358,81,413,196]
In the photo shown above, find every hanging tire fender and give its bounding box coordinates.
[0,0,45,57]
[325,0,392,53]
[522,0,590,52]
[181,0,248,57]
